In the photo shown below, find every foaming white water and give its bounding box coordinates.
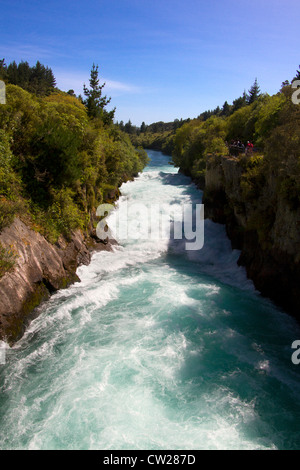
[1,150,300,450]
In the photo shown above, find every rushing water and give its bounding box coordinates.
[1,150,300,450]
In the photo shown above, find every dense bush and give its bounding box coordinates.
[172,116,227,182]
[0,83,149,248]
[170,81,300,210]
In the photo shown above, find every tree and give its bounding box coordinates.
[44,66,56,90]
[7,61,18,85]
[17,61,31,90]
[83,64,115,123]
[220,101,231,117]
[232,91,247,113]
[247,78,261,104]
[124,119,133,134]
[140,121,147,133]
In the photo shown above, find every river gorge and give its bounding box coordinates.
[1,150,300,450]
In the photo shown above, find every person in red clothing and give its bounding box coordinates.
[246,141,254,156]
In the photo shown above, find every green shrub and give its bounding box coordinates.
[0,198,26,231]
[0,243,16,278]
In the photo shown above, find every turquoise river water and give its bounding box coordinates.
[1,150,300,450]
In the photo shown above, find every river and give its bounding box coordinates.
[1,149,300,450]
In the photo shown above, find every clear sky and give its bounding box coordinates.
[1,0,299,126]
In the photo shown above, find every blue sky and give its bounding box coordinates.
[1,0,299,125]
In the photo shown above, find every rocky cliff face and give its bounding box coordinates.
[202,155,300,317]
[0,218,111,344]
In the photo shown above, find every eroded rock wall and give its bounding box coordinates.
[203,155,300,316]
[0,218,93,344]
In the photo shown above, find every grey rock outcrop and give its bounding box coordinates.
[0,218,98,344]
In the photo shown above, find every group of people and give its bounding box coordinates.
[228,139,254,157]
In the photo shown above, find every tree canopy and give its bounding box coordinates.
[0,69,148,247]
[0,59,56,96]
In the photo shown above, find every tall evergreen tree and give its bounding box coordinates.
[83,64,114,122]
[17,61,31,89]
[247,78,261,104]
[140,121,147,133]
[220,101,231,116]
[124,120,133,134]
[7,61,19,85]
[44,66,56,89]
[28,61,56,95]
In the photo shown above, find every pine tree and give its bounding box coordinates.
[83,64,113,121]
[140,121,147,133]
[247,78,261,104]
[124,120,133,134]
[17,61,31,90]
[220,101,231,116]
[7,61,19,85]
[29,61,55,95]
[29,61,45,94]
[44,66,56,90]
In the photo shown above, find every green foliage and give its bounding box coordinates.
[83,64,115,123]
[0,79,148,239]
[0,59,56,96]
[0,130,21,199]
[170,78,300,229]
[47,188,85,241]
[122,118,189,155]
[0,84,39,152]
[131,130,174,153]
[0,198,24,231]
[0,243,16,278]
[240,155,265,200]
[254,94,286,146]
[226,103,255,143]
[263,95,300,209]
[172,116,227,180]
[247,78,261,104]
